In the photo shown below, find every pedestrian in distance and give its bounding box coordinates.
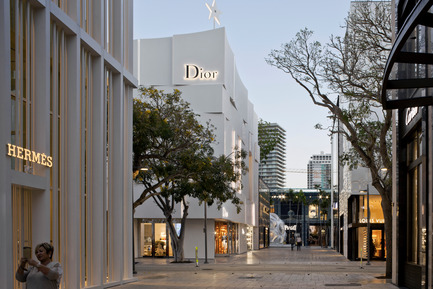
[296,236,302,251]
[16,242,63,289]
[290,235,295,251]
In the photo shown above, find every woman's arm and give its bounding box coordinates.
[28,259,62,280]
[15,258,29,282]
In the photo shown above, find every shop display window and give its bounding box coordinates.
[140,222,174,257]
[308,205,318,219]
[215,222,228,255]
[142,223,153,256]
[358,195,384,223]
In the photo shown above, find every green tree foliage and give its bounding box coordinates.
[133,87,247,262]
[258,119,281,163]
[266,1,393,276]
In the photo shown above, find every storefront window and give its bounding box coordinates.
[229,223,238,254]
[246,226,253,251]
[142,223,152,257]
[406,128,422,264]
[358,227,367,260]
[309,226,319,245]
[372,230,384,259]
[308,205,318,219]
[12,187,32,289]
[140,222,174,258]
[215,222,228,255]
[10,0,35,173]
[358,195,384,223]
[155,223,167,257]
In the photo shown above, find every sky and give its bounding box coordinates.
[133,0,352,188]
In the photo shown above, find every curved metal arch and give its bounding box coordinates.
[381,0,433,109]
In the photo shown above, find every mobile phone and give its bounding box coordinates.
[23,247,32,259]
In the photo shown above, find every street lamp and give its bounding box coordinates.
[319,194,323,247]
[360,185,371,265]
[203,199,208,264]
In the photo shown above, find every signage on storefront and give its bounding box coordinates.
[359,218,384,224]
[184,64,218,80]
[405,107,419,126]
[285,224,296,231]
[6,143,53,168]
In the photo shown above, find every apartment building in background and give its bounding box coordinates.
[307,152,331,189]
[258,123,286,190]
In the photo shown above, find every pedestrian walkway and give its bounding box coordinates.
[114,246,398,289]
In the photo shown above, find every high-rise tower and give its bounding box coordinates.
[259,123,286,189]
[307,152,332,189]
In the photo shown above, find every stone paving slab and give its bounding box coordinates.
[113,246,398,289]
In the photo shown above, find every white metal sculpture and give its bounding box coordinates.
[205,0,221,29]
[270,213,287,244]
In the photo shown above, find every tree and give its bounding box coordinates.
[266,1,393,276]
[133,87,247,262]
[258,119,282,163]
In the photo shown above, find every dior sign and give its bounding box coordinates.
[184,64,218,80]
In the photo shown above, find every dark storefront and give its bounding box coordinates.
[259,178,271,249]
[381,1,433,288]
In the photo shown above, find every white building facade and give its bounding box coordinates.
[133,28,260,259]
[0,1,137,288]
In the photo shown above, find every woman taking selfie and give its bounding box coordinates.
[16,242,63,289]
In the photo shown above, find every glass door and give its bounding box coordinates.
[141,223,153,257]
[371,229,385,259]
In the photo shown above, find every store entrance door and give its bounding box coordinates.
[371,229,386,259]
[12,186,32,289]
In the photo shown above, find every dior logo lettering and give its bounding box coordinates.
[6,143,53,168]
[185,64,218,80]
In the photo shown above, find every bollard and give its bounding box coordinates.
[195,246,199,267]
[360,247,363,269]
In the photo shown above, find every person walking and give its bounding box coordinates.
[296,236,301,251]
[16,242,63,289]
[290,235,295,251]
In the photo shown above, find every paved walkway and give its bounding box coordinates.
[114,246,399,289]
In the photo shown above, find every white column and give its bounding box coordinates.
[31,1,52,249]
[89,2,106,285]
[0,1,13,288]
[110,73,124,282]
[64,34,81,289]
[123,85,134,280]
[90,55,105,286]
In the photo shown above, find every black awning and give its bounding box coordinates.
[381,0,433,110]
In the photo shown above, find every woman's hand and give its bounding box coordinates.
[27,259,39,267]
[19,257,28,267]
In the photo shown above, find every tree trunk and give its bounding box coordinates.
[168,224,185,262]
[165,201,189,262]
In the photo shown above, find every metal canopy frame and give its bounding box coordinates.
[381,0,433,110]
